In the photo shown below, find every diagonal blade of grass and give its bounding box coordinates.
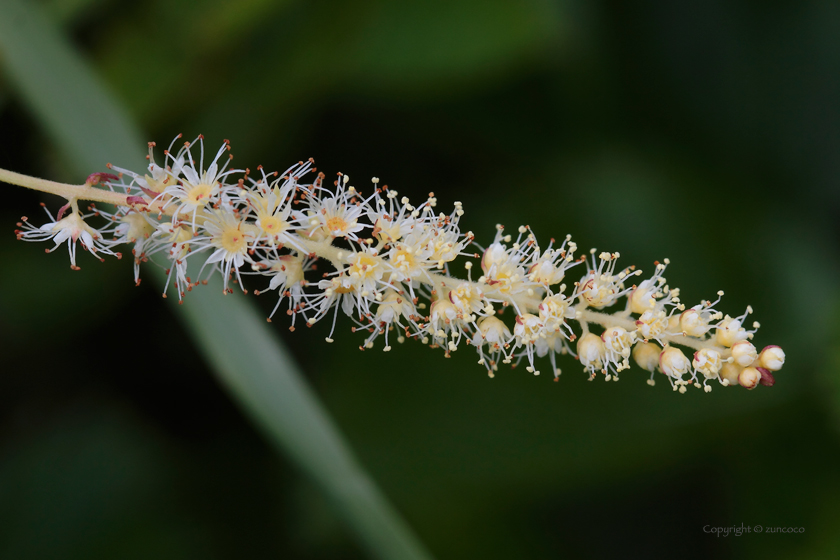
[0,1,432,558]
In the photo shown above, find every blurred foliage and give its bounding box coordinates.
[0,1,430,558]
[1,0,839,558]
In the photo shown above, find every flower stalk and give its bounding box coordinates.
[0,167,129,206]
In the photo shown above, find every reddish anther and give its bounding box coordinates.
[126,195,147,206]
[138,185,159,198]
[85,172,120,185]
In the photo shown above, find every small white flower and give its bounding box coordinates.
[601,326,636,374]
[360,289,420,350]
[196,210,256,292]
[303,173,368,241]
[241,161,311,251]
[715,312,752,347]
[159,137,242,230]
[635,309,670,342]
[692,348,723,379]
[576,250,641,309]
[345,249,384,294]
[480,226,533,297]
[512,313,545,374]
[659,346,691,383]
[629,260,669,314]
[577,333,606,378]
[472,316,512,375]
[448,282,486,318]
[144,221,195,299]
[16,207,118,270]
[527,234,579,288]
[632,341,661,375]
[538,293,574,335]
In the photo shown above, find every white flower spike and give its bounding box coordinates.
[2,136,787,394]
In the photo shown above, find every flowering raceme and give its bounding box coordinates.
[3,136,786,393]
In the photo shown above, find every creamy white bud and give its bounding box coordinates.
[632,342,661,372]
[679,308,710,337]
[715,317,748,347]
[659,346,690,379]
[577,333,606,371]
[739,367,761,389]
[476,316,511,345]
[731,341,757,367]
[629,284,657,314]
[719,363,742,386]
[759,345,785,371]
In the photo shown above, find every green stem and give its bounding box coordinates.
[0,167,129,206]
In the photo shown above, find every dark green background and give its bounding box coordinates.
[1,0,838,558]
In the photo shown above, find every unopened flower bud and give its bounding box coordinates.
[758,345,785,371]
[427,299,459,339]
[632,342,661,372]
[476,316,511,345]
[629,284,656,314]
[659,346,690,379]
[577,333,605,372]
[719,363,742,386]
[715,317,748,347]
[731,341,757,367]
[739,367,761,389]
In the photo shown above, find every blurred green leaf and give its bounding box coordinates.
[43,0,112,25]
[0,1,432,558]
[0,236,129,341]
[89,0,569,161]
[342,0,564,92]
[93,0,295,127]
[0,404,214,560]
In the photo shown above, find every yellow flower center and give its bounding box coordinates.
[260,215,287,235]
[325,215,348,234]
[185,183,214,206]
[144,173,173,193]
[220,226,247,254]
[349,253,379,280]
[333,283,354,294]
[121,212,155,242]
[486,267,516,293]
[581,277,613,307]
[373,218,401,243]
[173,226,193,244]
[390,246,417,272]
[271,257,304,283]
